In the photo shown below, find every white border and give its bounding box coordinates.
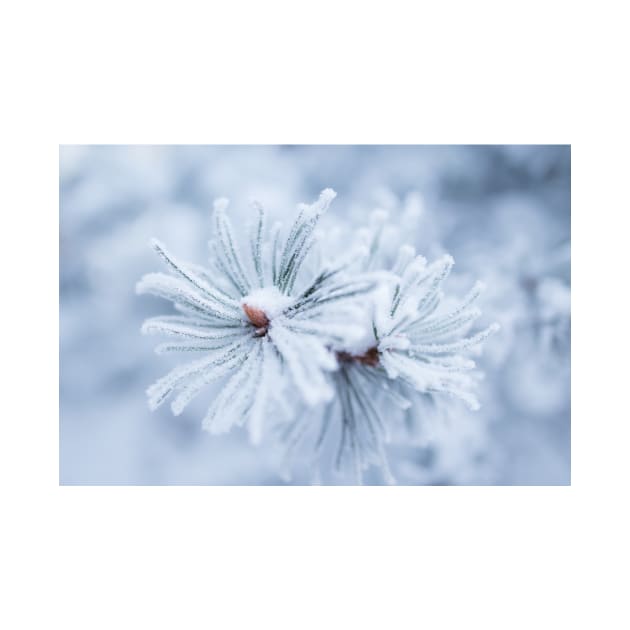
[4,1,629,628]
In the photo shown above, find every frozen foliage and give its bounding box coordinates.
[60,145,570,485]
[137,189,376,444]
[138,189,498,483]
[281,210,499,483]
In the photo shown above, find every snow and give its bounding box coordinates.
[241,286,295,319]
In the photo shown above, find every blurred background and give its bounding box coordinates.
[59,145,570,485]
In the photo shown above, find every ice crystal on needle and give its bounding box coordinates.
[284,210,499,483]
[137,192,498,482]
[136,189,372,442]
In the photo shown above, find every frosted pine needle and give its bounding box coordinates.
[137,189,371,442]
[297,211,499,484]
[137,192,498,484]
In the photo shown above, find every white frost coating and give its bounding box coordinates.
[379,335,410,352]
[294,220,500,484]
[137,188,499,485]
[138,188,368,440]
[241,286,295,319]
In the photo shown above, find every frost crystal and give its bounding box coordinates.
[137,189,373,442]
[282,210,499,484]
[137,191,498,482]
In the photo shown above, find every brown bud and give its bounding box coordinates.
[336,346,380,367]
[242,303,270,329]
[360,347,380,366]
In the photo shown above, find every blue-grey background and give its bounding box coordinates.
[59,145,570,485]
